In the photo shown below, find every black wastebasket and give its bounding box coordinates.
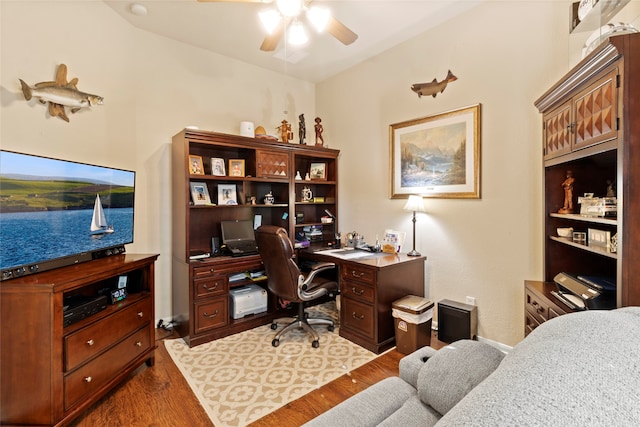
[392,295,434,354]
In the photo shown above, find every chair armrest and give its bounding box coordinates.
[301,262,336,289]
[399,346,437,388]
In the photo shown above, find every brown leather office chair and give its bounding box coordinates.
[255,225,338,348]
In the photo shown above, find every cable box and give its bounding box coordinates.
[63,294,108,327]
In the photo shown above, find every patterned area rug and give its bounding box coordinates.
[164,301,377,427]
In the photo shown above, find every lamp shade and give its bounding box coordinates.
[403,195,426,213]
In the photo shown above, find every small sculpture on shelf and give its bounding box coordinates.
[314,117,324,147]
[301,186,313,202]
[559,170,575,214]
[264,191,275,205]
[298,114,306,145]
[277,120,293,144]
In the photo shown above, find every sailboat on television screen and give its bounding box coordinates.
[90,194,114,235]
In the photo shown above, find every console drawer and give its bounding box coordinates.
[64,327,150,411]
[525,288,548,323]
[194,275,228,299]
[340,280,374,304]
[193,265,217,280]
[64,297,151,371]
[341,264,375,286]
[340,297,375,339]
[195,297,228,334]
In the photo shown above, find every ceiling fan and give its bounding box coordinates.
[197,0,358,51]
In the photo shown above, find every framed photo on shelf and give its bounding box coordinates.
[229,159,245,177]
[390,103,481,199]
[189,155,205,175]
[190,182,212,205]
[309,162,327,180]
[210,158,226,176]
[217,184,238,205]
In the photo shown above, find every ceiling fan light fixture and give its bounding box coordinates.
[259,9,281,34]
[288,20,308,45]
[276,0,303,18]
[307,6,330,32]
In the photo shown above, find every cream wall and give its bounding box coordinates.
[316,1,569,346]
[2,1,573,347]
[0,0,315,323]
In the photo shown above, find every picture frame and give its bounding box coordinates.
[390,103,481,199]
[229,159,245,177]
[309,162,327,180]
[189,155,205,175]
[190,182,212,205]
[210,157,226,176]
[217,183,238,205]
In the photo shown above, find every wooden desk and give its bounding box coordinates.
[304,250,426,353]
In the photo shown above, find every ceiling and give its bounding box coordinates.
[104,0,482,83]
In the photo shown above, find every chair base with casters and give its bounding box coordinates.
[255,225,339,348]
[270,301,335,348]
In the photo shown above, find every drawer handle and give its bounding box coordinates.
[84,376,92,383]
[531,301,544,313]
[350,287,364,296]
[203,310,219,318]
[351,312,365,320]
[203,283,219,291]
[86,339,95,346]
[351,270,365,278]
[135,341,143,347]
[137,311,144,318]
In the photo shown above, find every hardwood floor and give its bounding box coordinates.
[69,329,446,427]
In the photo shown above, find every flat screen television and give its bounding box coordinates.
[0,150,135,280]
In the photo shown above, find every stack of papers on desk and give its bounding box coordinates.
[316,248,372,259]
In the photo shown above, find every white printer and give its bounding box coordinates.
[229,284,268,319]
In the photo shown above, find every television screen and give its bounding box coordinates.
[0,150,135,279]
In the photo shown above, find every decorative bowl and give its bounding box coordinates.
[557,227,573,238]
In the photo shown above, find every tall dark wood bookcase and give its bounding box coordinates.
[171,129,339,347]
[526,33,640,334]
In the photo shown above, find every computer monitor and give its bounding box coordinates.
[221,220,255,243]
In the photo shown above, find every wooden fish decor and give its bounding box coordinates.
[411,70,457,98]
[19,64,103,122]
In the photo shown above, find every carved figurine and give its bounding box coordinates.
[298,114,306,144]
[411,70,457,98]
[314,117,324,147]
[277,120,293,144]
[559,170,575,214]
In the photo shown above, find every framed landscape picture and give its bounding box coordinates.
[390,103,481,199]
[190,182,212,205]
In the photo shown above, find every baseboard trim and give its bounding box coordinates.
[432,321,513,354]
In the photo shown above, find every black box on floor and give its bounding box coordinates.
[438,299,477,343]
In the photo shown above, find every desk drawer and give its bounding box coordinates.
[195,297,228,334]
[340,280,374,304]
[64,298,151,371]
[525,288,548,323]
[341,264,375,286]
[341,297,375,339]
[64,326,150,410]
[194,275,228,299]
[193,265,217,280]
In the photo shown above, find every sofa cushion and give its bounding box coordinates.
[437,308,640,426]
[302,376,417,427]
[378,395,441,427]
[418,339,504,415]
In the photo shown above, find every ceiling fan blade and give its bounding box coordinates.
[260,19,286,51]
[326,15,358,45]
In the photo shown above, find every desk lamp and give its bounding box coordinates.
[403,195,426,256]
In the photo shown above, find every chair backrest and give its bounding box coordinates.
[255,225,303,302]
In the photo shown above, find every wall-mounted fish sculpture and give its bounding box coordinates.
[411,70,457,98]
[19,64,103,122]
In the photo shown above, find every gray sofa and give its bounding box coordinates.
[305,307,640,426]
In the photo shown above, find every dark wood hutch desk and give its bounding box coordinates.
[303,249,426,354]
